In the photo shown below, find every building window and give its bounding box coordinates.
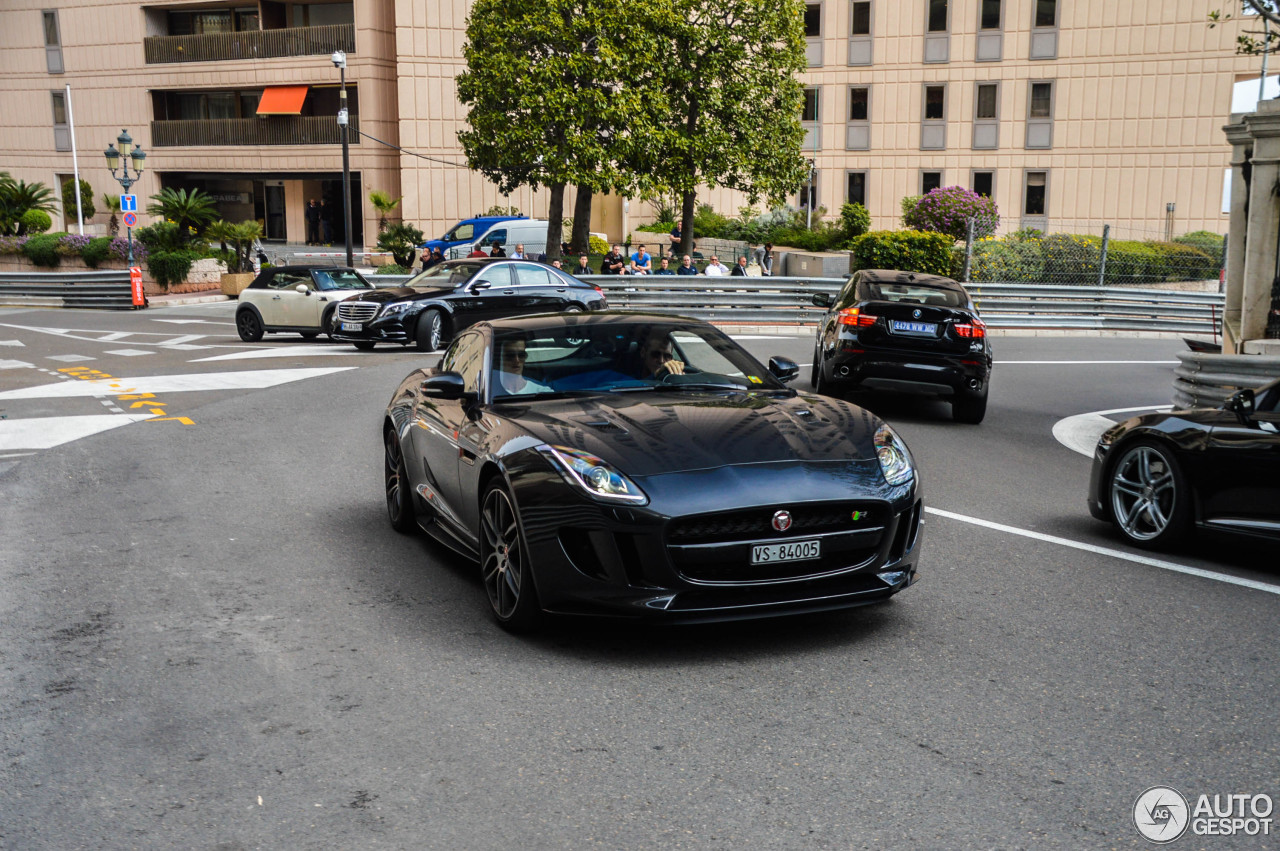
[802,87,820,122]
[846,86,870,150]
[847,171,868,206]
[1026,80,1054,148]
[848,0,873,65]
[980,0,1001,29]
[802,87,821,150]
[42,10,63,74]
[51,90,70,151]
[922,84,946,150]
[972,170,994,198]
[928,0,948,32]
[1024,171,1047,216]
[924,0,949,62]
[800,172,818,210]
[973,82,999,149]
[805,3,824,66]
[921,171,943,195]
[924,85,945,120]
[1035,0,1057,28]
[975,0,1003,60]
[167,7,262,35]
[849,87,868,121]
[1031,0,1058,59]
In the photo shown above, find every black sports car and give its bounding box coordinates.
[333,259,607,352]
[810,269,993,423]
[1088,378,1280,548]
[381,312,924,630]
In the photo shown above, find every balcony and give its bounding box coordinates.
[150,115,360,147]
[143,23,354,64]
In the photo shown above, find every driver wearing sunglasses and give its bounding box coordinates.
[636,331,686,379]
[493,338,552,396]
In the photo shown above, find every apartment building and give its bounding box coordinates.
[0,0,1265,246]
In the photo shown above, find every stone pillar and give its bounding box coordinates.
[1223,115,1251,352]
[1241,100,1280,343]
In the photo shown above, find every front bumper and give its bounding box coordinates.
[332,310,413,344]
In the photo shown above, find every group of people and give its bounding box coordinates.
[593,243,773,277]
[304,199,334,246]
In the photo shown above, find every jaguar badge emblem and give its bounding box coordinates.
[772,510,793,532]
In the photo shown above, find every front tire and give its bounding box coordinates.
[322,306,338,341]
[1107,440,1190,548]
[353,341,376,351]
[384,428,416,533]
[415,308,444,353]
[479,482,541,632]
[236,308,264,342]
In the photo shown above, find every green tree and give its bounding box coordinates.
[457,0,649,260]
[101,193,121,238]
[61,178,96,222]
[0,175,57,235]
[377,222,425,267]
[368,190,402,233]
[146,187,217,245]
[643,0,810,258]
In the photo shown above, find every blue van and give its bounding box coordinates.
[421,215,527,256]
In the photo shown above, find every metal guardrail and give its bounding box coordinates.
[151,115,359,148]
[1172,351,1280,408]
[143,23,355,64]
[0,271,136,309]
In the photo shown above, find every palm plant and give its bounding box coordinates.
[0,175,57,234]
[228,220,263,273]
[146,187,217,245]
[101,193,122,238]
[205,219,234,253]
[368,190,402,233]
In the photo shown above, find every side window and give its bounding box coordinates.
[485,228,507,246]
[452,224,474,242]
[836,275,862,309]
[448,333,486,393]
[475,264,511,287]
[512,263,551,286]
[271,272,309,289]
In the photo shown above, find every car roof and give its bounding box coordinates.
[462,215,527,223]
[857,269,962,288]
[269,265,360,274]
[484,311,709,334]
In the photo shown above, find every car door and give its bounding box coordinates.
[450,263,513,328]
[265,270,314,327]
[1199,386,1280,534]
[507,262,560,314]
[409,331,487,547]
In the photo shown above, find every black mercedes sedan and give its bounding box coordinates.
[333,259,607,352]
[1088,379,1280,548]
[810,270,993,423]
[381,312,924,631]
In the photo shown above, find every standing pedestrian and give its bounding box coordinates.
[305,199,320,245]
[319,199,334,245]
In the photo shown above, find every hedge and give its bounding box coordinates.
[849,230,955,277]
[147,250,201,288]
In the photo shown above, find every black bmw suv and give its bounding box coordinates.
[810,269,993,423]
[331,259,607,352]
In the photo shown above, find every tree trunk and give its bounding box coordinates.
[679,189,697,258]
[545,182,566,261]
[571,186,594,255]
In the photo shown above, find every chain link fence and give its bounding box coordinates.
[958,217,1226,289]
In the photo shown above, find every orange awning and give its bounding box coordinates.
[255,85,309,115]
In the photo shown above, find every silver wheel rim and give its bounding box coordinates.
[384,431,404,521]
[481,488,522,619]
[427,311,442,349]
[1110,445,1176,540]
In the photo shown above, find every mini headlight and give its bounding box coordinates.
[538,444,648,504]
[873,423,914,486]
[381,301,414,316]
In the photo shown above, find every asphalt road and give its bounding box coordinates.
[1,303,1276,850]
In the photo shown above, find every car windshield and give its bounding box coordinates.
[405,262,485,288]
[313,270,372,290]
[861,282,965,307]
[489,321,787,400]
[442,223,474,242]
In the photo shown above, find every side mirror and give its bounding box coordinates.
[811,292,833,308]
[1225,388,1256,420]
[469,280,492,294]
[420,372,468,399]
[295,283,311,295]
[768,356,800,383]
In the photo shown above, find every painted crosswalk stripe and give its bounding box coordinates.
[0,413,157,451]
[0,367,356,400]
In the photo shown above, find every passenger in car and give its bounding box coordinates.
[493,337,552,396]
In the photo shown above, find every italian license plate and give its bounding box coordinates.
[891,320,937,335]
[341,322,363,332]
[751,539,821,565]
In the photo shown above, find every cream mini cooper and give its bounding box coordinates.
[235,266,378,342]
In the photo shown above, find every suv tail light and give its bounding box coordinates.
[837,308,878,327]
[953,318,987,338]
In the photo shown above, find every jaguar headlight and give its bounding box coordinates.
[381,301,414,316]
[538,444,647,504]
[873,423,914,486]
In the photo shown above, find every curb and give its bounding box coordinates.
[147,293,232,307]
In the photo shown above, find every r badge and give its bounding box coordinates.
[771,510,793,532]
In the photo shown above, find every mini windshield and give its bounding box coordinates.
[489,321,787,400]
[313,270,373,290]
[860,282,965,307]
[405,262,485,288]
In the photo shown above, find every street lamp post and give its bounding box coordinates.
[332,50,354,267]
[103,128,146,267]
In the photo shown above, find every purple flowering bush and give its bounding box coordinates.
[902,186,1000,242]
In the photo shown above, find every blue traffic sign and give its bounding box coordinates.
[120,194,137,212]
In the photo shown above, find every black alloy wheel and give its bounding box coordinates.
[1107,440,1189,548]
[236,309,264,342]
[479,482,540,631]
[384,428,416,533]
[415,308,444,353]
[353,341,376,351]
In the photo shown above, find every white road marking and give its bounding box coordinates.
[995,360,1179,365]
[729,335,805,340]
[0,452,35,459]
[153,319,233,325]
[0,367,356,400]
[926,506,1280,596]
[99,332,133,341]
[161,334,207,345]
[104,349,155,357]
[1052,404,1174,457]
[0,413,157,451]
[190,348,362,362]
[0,340,25,347]
[0,360,34,369]
[46,354,95,363]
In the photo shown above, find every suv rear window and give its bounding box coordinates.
[859,282,964,307]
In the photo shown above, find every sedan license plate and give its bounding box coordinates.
[341,321,363,332]
[890,320,937,335]
[751,539,821,565]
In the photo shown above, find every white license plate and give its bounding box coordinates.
[891,320,937,335]
[751,539,821,565]
[341,321,363,332]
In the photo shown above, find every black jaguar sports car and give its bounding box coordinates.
[382,312,924,630]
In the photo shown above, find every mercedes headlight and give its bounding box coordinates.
[381,302,414,316]
[873,423,914,486]
[538,444,648,504]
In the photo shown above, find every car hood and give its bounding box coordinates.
[501,390,881,477]
[354,287,449,303]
